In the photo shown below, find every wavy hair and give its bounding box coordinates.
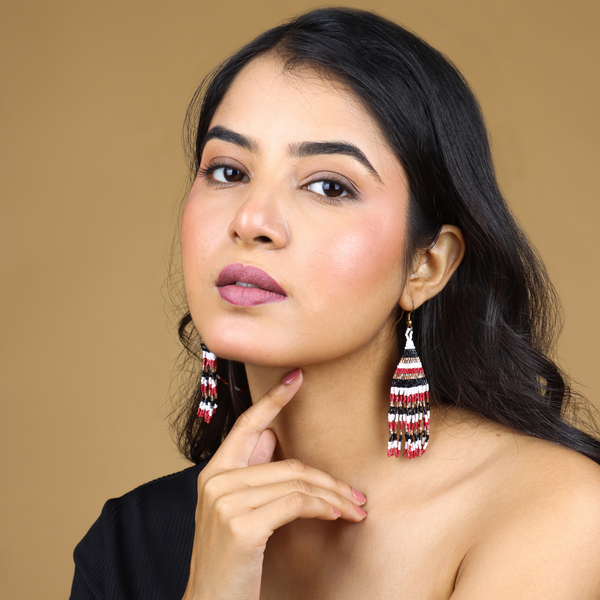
[169,7,600,464]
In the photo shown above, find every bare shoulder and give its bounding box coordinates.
[441,410,600,599]
[435,405,600,492]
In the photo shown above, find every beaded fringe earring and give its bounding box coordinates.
[388,311,430,458]
[198,341,218,423]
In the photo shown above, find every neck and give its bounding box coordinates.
[244,323,400,482]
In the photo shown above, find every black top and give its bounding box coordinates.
[69,456,212,600]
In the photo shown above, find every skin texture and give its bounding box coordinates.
[181,55,600,599]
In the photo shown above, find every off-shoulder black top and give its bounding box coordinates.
[69,456,212,600]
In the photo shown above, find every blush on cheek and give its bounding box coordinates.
[181,195,221,270]
[181,206,203,286]
[321,224,405,301]
[181,197,221,308]
[180,203,194,259]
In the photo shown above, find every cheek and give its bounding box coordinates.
[181,201,204,292]
[180,191,224,298]
[181,199,204,266]
[306,210,406,314]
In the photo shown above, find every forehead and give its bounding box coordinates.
[210,54,392,162]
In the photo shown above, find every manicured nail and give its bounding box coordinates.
[352,488,367,505]
[355,505,367,518]
[333,507,341,517]
[282,369,301,384]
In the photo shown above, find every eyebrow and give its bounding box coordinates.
[201,125,381,182]
[201,126,258,154]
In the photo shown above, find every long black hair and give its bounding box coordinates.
[170,7,600,464]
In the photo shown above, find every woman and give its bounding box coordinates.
[70,7,600,600]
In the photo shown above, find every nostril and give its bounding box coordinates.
[254,235,272,244]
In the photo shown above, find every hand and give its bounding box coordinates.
[182,368,368,600]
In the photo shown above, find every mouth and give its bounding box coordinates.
[217,263,287,307]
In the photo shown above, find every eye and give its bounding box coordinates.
[211,166,249,183]
[306,179,352,199]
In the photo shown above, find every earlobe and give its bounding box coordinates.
[399,224,465,310]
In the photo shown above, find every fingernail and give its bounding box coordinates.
[333,507,341,517]
[355,505,367,518]
[352,488,367,505]
[282,369,301,384]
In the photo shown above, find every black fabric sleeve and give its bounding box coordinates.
[70,458,211,600]
[70,499,111,600]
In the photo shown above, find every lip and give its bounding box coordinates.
[217,263,287,307]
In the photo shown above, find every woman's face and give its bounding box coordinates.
[181,55,410,367]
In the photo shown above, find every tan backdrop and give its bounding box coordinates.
[1,0,598,598]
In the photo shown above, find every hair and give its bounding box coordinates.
[169,6,600,465]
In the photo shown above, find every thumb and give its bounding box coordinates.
[248,428,277,466]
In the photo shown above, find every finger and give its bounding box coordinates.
[248,429,277,466]
[236,458,365,506]
[247,493,344,539]
[223,481,366,522]
[209,369,303,471]
[222,459,367,506]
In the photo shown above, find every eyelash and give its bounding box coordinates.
[196,163,358,202]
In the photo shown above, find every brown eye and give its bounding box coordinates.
[307,179,350,198]
[212,166,248,183]
[323,181,344,197]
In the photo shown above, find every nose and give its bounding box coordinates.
[227,188,288,249]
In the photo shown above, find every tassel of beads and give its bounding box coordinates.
[198,342,218,423]
[388,317,430,459]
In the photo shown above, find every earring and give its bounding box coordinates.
[388,310,430,458]
[198,341,218,423]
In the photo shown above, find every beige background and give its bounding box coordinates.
[1,0,598,598]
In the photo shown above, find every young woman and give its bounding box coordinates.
[70,7,600,600]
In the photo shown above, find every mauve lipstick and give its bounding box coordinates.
[217,263,287,307]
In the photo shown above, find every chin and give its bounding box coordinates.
[195,317,298,368]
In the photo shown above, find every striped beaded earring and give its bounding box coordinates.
[388,310,430,458]
[198,341,218,423]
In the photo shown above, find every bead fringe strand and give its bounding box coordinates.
[198,342,218,423]
[388,324,430,459]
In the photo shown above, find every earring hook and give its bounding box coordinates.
[406,300,416,329]
[393,309,405,328]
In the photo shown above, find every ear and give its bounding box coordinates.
[399,224,465,311]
